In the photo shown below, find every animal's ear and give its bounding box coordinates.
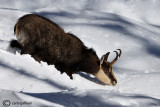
[100,52,110,65]
[104,52,110,61]
[100,55,105,65]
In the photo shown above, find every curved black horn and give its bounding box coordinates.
[117,49,122,57]
[110,50,121,65]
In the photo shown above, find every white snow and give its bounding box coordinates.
[0,0,160,107]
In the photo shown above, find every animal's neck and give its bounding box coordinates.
[79,49,100,74]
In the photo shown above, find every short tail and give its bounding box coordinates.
[10,40,22,50]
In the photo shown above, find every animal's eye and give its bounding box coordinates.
[105,67,109,72]
[107,68,109,72]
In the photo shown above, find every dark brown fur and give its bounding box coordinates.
[11,14,100,79]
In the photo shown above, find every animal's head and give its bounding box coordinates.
[94,49,121,86]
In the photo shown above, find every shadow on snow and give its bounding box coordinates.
[23,91,160,107]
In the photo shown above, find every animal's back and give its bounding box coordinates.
[15,14,85,65]
[15,14,64,46]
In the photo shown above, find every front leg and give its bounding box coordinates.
[66,71,73,80]
[55,64,74,79]
[64,69,73,79]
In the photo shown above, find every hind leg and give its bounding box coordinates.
[31,54,42,63]
[10,39,32,55]
[10,40,22,50]
[20,43,36,55]
[9,40,22,54]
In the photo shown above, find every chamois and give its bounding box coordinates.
[10,14,121,85]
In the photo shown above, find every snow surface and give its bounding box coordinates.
[0,0,160,107]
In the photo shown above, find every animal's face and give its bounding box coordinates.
[100,60,117,85]
[94,49,121,86]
